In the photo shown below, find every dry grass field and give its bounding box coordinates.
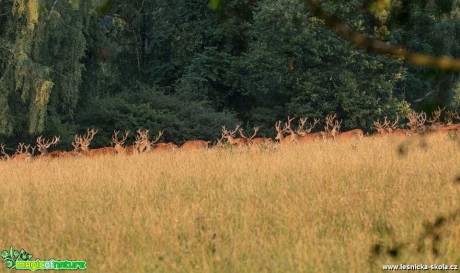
[1,134,460,272]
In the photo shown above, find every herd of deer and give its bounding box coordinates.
[1,108,459,162]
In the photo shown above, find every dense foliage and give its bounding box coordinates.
[0,0,459,147]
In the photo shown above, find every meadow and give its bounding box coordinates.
[1,134,459,272]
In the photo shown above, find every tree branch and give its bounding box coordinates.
[46,0,58,22]
[304,0,460,71]
[139,0,146,13]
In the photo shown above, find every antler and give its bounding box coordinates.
[0,144,10,160]
[324,114,337,132]
[307,118,320,133]
[427,106,445,125]
[112,130,130,146]
[150,131,164,144]
[284,116,296,134]
[297,117,308,134]
[29,145,36,156]
[238,127,247,138]
[215,134,226,147]
[13,143,34,160]
[221,126,229,136]
[72,135,81,152]
[407,111,426,132]
[445,110,458,125]
[134,129,150,153]
[378,116,399,133]
[382,117,391,130]
[390,115,400,130]
[231,125,241,136]
[297,117,320,134]
[275,121,284,134]
[78,128,98,151]
[222,125,241,137]
[250,127,259,140]
[333,119,342,134]
[85,128,98,141]
[15,143,26,155]
[418,112,427,128]
[374,119,387,134]
[222,126,232,137]
[36,135,60,154]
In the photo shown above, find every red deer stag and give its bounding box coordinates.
[72,128,103,156]
[274,121,287,143]
[250,129,273,146]
[222,125,251,146]
[12,143,35,162]
[36,136,60,157]
[134,129,163,154]
[321,114,338,141]
[112,130,130,155]
[181,140,211,150]
[152,142,178,152]
[296,117,322,143]
[282,116,301,144]
[238,127,261,145]
[407,111,427,134]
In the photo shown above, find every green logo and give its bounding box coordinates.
[1,247,86,271]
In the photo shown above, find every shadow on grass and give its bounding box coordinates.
[370,132,460,268]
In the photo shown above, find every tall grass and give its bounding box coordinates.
[1,135,459,272]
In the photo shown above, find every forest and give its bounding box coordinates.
[0,0,459,148]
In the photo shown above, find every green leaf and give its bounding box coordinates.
[209,0,219,9]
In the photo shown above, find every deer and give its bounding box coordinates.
[239,127,262,145]
[335,123,364,140]
[134,129,164,153]
[374,116,409,137]
[278,116,320,144]
[427,107,445,132]
[214,134,226,148]
[70,135,83,156]
[147,131,178,152]
[80,128,98,152]
[295,117,322,143]
[385,116,410,136]
[245,127,273,148]
[152,142,178,152]
[433,110,460,134]
[0,144,11,161]
[112,130,130,155]
[321,114,338,141]
[407,111,427,134]
[71,128,99,156]
[428,109,460,134]
[12,143,35,162]
[445,110,459,125]
[373,117,389,137]
[274,121,287,143]
[282,116,301,144]
[222,125,251,146]
[36,136,60,157]
[251,137,273,146]
[324,114,363,141]
[181,140,211,150]
[147,130,164,152]
[134,129,149,153]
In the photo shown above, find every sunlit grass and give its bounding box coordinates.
[1,134,459,272]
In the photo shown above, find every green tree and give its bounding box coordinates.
[0,0,86,138]
[241,0,406,131]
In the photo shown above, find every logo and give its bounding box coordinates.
[1,246,86,271]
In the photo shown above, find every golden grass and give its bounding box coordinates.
[1,134,459,272]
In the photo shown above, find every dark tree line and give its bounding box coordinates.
[0,0,459,148]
